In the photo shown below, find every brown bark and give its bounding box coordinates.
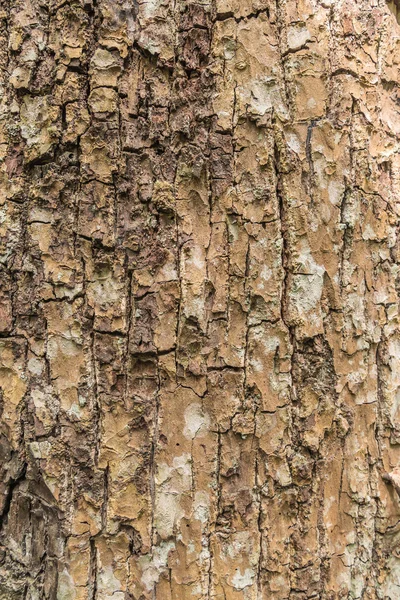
[1,0,400,598]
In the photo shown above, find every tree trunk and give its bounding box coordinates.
[1,0,400,598]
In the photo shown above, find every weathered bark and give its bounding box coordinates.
[1,0,400,598]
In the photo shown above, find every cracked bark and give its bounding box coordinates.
[1,0,400,598]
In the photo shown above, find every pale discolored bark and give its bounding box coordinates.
[1,0,400,598]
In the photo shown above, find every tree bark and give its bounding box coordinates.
[1,0,400,598]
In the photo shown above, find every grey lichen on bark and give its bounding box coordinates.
[1,0,400,598]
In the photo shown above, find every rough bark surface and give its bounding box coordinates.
[1,0,400,598]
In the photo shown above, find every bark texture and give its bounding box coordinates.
[1,0,400,598]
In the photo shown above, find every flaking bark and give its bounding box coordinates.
[1,0,400,598]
